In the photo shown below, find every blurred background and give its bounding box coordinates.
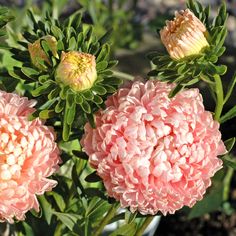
[0,0,235,235]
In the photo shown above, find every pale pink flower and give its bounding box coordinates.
[0,91,60,222]
[160,9,209,60]
[81,80,226,215]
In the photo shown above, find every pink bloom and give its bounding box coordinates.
[81,81,226,215]
[0,91,60,222]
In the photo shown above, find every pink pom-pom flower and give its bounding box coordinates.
[0,91,60,222]
[81,80,226,215]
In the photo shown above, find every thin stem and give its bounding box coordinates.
[112,70,135,81]
[94,203,119,236]
[136,215,155,236]
[213,74,224,121]
[223,167,234,201]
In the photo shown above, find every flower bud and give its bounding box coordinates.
[28,35,58,70]
[55,51,97,91]
[160,9,209,60]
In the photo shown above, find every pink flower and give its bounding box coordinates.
[81,80,226,215]
[0,91,60,222]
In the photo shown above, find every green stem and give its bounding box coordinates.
[223,167,234,201]
[213,74,224,121]
[136,216,155,236]
[112,70,135,81]
[94,203,119,236]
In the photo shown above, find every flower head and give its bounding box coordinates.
[0,91,60,222]
[28,35,58,70]
[81,80,226,215]
[160,9,209,60]
[55,51,97,91]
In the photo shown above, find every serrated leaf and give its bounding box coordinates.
[224,137,236,152]
[85,171,101,183]
[220,105,236,123]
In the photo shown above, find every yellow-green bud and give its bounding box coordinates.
[55,51,97,91]
[28,35,58,70]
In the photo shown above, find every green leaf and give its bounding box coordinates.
[92,85,107,95]
[215,65,227,75]
[63,117,71,141]
[22,222,35,236]
[50,192,66,212]
[66,103,76,125]
[81,100,91,113]
[68,37,77,50]
[93,94,103,104]
[220,105,236,123]
[32,82,55,97]
[96,43,110,62]
[53,212,79,231]
[96,61,108,71]
[55,99,65,113]
[39,110,55,119]
[21,67,39,78]
[84,188,107,200]
[75,94,83,104]
[98,28,113,44]
[224,73,236,104]
[85,171,101,183]
[147,69,158,77]
[38,195,54,225]
[110,222,137,236]
[222,156,236,169]
[72,150,89,160]
[224,137,236,152]
[104,77,123,86]
[188,183,224,219]
[81,90,94,101]
[168,84,184,98]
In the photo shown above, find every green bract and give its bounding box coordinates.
[147,0,228,97]
[9,10,122,141]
